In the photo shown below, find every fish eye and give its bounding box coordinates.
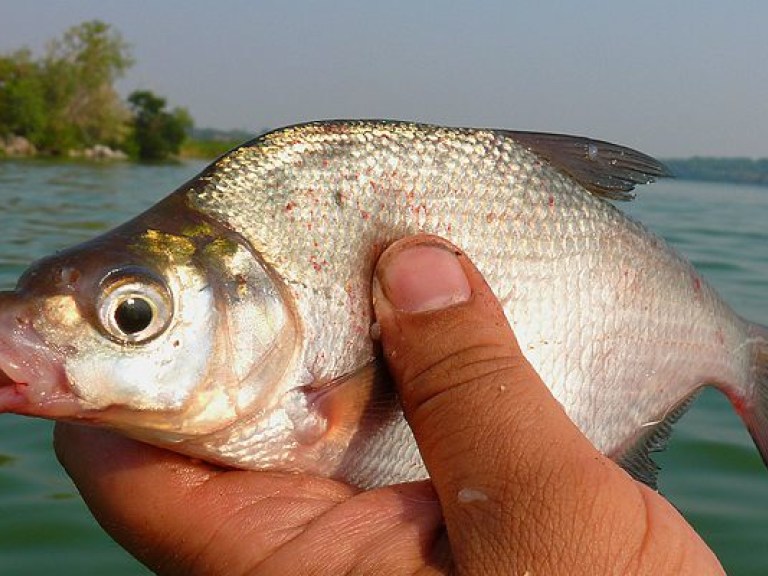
[97,270,172,344]
[114,296,154,335]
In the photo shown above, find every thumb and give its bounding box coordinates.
[371,235,716,575]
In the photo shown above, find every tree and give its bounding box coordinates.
[40,20,134,152]
[0,21,197,159]
[127,90,192,160]
[0,49,46,143]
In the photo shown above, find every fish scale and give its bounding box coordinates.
[0,120,766,489]
[190,121,757,485]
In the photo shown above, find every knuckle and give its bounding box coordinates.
[400,335,530,414]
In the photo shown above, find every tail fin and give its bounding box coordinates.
[741,323,768,467]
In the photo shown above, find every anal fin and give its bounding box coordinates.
[615,391,700,490]
[736,323,768,468]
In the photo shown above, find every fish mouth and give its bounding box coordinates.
[0,360,30,411]
[0,340,83,418]
[0,296,81,417]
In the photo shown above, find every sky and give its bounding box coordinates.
[1,0,767,158]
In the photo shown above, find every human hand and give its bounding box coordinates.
[54,235,724,575]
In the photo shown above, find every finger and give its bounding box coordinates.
[372,235,723,575]
[54,424,445,575]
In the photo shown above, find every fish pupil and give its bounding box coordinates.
[114,297,153,335]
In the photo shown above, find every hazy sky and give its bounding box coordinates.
[2,1,767,157]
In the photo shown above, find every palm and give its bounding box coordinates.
[55,424,448,575]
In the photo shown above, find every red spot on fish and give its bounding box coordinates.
[285,201,296,212]
[716,328,725,345]
[729,392,748,417]
[486,212,495,223]
[322,159,329,168]
[309,255,328,272]
[548,195,555,208]
[691,274,702,297]
[409,203,428,223]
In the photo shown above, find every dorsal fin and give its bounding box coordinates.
[499,131,671,201]
[615,391,700,490]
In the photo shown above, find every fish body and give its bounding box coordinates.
[1,120,767,489]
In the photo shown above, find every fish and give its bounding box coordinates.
[0,120,767,490]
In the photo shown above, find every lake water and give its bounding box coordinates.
[0,159,767,574]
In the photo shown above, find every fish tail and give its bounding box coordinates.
[740,323,768,466]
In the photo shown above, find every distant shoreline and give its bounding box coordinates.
[663,158,768,187]
[0,135,246,163]
[3,136,768,188]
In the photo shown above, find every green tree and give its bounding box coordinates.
[40,20,134,152]
[0,49,46,143]
[0,20,198,159]
[127,90,192,160]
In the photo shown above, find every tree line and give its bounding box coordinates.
[665,157,768,187]
[0,21,191,160]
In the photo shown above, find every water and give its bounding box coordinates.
[0,161,767,574]
[0,159,207,575]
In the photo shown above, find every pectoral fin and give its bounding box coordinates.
[305,359,397,444]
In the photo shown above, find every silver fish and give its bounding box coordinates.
[1,120,766,489]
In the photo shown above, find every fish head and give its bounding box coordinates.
[0,194,297,443]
